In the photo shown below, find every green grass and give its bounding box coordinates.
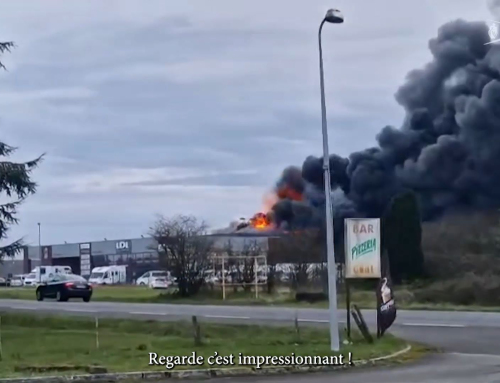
[2,285,499,312]
[0,313,409,378]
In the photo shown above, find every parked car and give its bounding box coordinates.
[136,270,169,286]
[9,275,24,287]
[35,273,93,302]
[149,277,170,289]
[23,273,38,287]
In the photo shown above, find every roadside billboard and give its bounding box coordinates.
[344,218,381,279]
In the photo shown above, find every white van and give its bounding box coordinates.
[88,265,127,285]
[31,266,73,284]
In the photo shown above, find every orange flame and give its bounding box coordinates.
[277,186,303,201]
[240,187,303,232]
[249,212,272,230]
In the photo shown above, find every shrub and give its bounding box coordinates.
[421,211,500,280]
[414,272,500,306]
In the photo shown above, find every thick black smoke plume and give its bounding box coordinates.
[272,19,499,229]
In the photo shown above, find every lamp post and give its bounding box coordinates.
[318,8,344,352]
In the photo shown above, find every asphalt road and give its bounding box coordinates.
[1,298,499,381]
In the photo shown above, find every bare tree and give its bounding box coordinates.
[239,240,261,292]
[221,239,263,292]
[150,214,213,297]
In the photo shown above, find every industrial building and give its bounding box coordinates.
[0,234,274,280]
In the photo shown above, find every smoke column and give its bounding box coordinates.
[271,19,499,230]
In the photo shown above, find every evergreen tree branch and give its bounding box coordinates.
[0,154,44,198]
[0,238,23,261]
[0,41,34,263]
[0,143,16,157]
[0,42,15,70]
[0,200,22,240]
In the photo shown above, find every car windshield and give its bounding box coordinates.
[90,272,104,278]
[151,272,167,277]
[26,274,35,278]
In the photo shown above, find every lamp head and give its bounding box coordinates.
[325,9,344,24]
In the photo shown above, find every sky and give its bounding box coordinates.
[0,0,494,246]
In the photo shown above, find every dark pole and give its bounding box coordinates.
[37,223,41,263]
[345,277,351,340]
[343,222,351,341]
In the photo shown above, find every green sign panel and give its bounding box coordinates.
[351,238,377,260]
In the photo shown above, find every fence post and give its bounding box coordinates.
[254,257,258,299]
[95,317,99,349]
[222,256,226,301]
[192,316,202,346]
[294,311,300,343]
[0,316,2,361]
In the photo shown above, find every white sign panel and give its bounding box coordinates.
[344,218,381,279]
[80,254,91,275]
[116,241,129,250]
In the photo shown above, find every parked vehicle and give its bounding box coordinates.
[149,277,170,289]
[35,273,92,302]
[23,273,38,287]
[136,270,169,286]
[30,266,73,284]
[0,277,8,287]
[9,275,24,287]
[88,265,127,285]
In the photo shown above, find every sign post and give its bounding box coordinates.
[345,277,351,340]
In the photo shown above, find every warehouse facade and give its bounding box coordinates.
[0,235,273,280]
[0,237,160,280]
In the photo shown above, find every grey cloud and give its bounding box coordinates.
[121,171,262,188]
[0,0,491,244]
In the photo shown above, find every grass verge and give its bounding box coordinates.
[1,285,499,312]
[0,312,410,378]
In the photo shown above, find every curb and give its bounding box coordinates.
[0,345,412,382]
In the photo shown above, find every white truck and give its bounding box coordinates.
[88,265,127,285]
[29,266,72,285]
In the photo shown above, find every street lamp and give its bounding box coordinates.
[318,8,344,352]
[37,222,41,262]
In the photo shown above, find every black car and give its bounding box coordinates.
[36,273,92,302]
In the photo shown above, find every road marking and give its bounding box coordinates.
[129,311,167,315]
[401,322,465,328]
[63,309,97,313]
[297,319,347,324]
[203,315,250,320]
[298,319,329,323]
